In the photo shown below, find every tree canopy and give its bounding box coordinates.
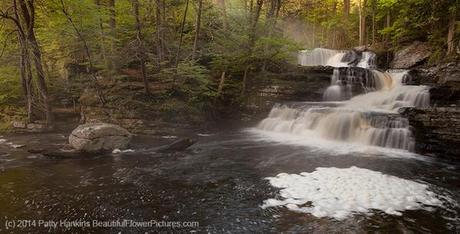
[0,0,459,125]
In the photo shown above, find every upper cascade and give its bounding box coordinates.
[298,48,376,69]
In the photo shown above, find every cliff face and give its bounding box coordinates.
[393,42,460,159]
[400,107,460,159]
[245,66,333,117]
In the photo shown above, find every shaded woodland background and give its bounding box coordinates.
[0,0,458,128]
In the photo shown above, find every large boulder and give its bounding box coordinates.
[390,41,431,69]
[69,123,132,152]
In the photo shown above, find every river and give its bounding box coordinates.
[0,48,459,233]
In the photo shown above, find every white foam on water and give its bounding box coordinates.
[262,166,447,220]
[197,133,213,137]
[112,149,135,154]
[161,135,178,139]
[6,142,24,148]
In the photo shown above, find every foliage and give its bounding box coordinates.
[0,66,22,105]
[0,0,459,125]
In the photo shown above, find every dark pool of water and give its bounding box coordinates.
[0,130,459,233]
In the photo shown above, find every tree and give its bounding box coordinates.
[0,0,53,125]
[132,0,150,95]
[358,0,367,46]
[192,0,203,61]
[343,0,350,20]
[447,7,457,55]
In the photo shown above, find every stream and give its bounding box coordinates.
[0,130,459,233]
[0,48,459,233]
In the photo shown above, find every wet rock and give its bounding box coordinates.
[158,138,196,152]
[28,147,82,158]
[390,41,431,69]
[400,107,460,159]
[69,123,132,153]
[341,50,361,67]
[407,62,460,106]
[11,121,49,132]
[27,123,47,132]
[12,121,26,129]
[246,66,333,116]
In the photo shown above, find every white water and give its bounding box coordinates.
[258,48,451,222]
[262,167,445,220]
[260,49,430,151]
[298,48,347,67]
[298,48,376,68]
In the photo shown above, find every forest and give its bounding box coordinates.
[0,0,458,127]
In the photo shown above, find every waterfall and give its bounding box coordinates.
[298,48,376,68]
[258,49,430,151]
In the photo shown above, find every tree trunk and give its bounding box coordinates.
[261,0,277,71]
[18,0,53,125]
[216,71,226,98]
[132,0,150,95]
[95,0,110,71]
[29,33,53,124]
[358,0,367,46]
[249,0,263,50]
[192,0,203,61]
[216,0,228,29]
[371,0,375,45]
[385,11,391,43]
[18,33,33,122]
[155,0,163,65]
[241,65,250,96]
[175,0,190,67]
[343,0,350,20]
[108,0,116,71]
[447,10,457,55]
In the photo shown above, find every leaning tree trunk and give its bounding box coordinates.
[18,33,34,122]
[28,33,53,124]
[18,0,53,124]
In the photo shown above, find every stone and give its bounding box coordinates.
[391,41,431,69]
[158,138,196,152]
[12,121,26,129]
[407,61,460,106]
[400,107,460,159]
[69,123,132,153]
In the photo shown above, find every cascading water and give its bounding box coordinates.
[298,48,376,68]
[258,49,430,151]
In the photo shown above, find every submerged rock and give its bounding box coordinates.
[69,123,132,153]
[158,138,196,152]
